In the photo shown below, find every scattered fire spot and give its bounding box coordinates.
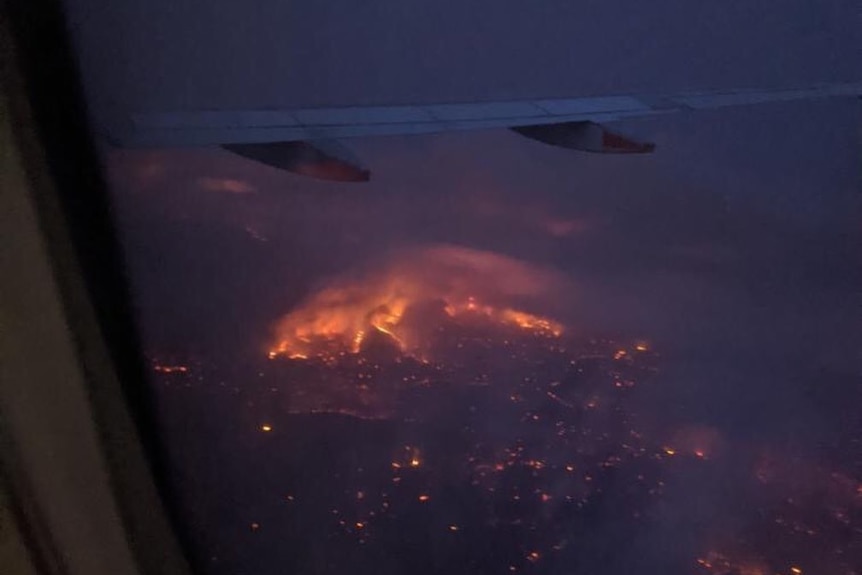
[154,365,188,373]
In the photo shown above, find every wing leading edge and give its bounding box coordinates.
[123,82,862,148]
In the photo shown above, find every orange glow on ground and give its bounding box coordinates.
[269,294,562,359]
[267,246,564,359]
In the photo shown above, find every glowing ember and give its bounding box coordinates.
[352,330,366,352]
[154,364,189,373]
[260,424,273,432]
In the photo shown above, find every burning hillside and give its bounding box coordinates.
[269,245,566,359]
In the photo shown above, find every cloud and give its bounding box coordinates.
[544,217,592,238]
[197,177,257,194]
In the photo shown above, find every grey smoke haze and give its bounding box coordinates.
[107,95,861,365]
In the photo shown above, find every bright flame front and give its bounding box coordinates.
[269,246,564,359]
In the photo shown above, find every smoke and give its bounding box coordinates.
[104,107,861,573]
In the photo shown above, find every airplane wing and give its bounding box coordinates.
[124,82,862,148]
[119,82,862,181]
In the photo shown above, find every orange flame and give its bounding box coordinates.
[269,246,564,359]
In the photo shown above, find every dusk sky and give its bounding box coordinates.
[68,0,862,109]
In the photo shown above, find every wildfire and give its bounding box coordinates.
[269,246,565,359]
[444,298,562,337]
[153,364,189,374]
[696,551,770,575]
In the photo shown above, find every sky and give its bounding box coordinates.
[67,0,862,114]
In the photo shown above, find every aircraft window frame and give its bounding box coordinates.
[1,3,195,575]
